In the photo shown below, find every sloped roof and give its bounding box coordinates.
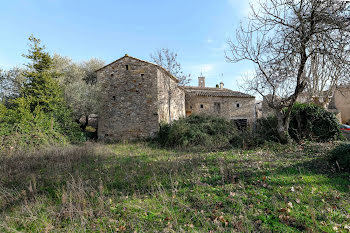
[95,54,180,83]
[184,86,255,98]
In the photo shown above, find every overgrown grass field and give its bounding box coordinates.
[0,142,349,232]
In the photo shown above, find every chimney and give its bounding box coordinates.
[220,82,224,89]
[198,76,205,87]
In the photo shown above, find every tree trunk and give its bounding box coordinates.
[276,111,292,144]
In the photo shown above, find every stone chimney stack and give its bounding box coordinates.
[220,82,224,89]
[198,76,205,87]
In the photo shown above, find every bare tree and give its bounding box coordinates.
[150,48,190,122]
[304,50,350,107]
[150,48,191,86]
[226,0,350,143]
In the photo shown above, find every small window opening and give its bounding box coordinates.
[112,96,116,101]
[126,65,129,70]
[236,103,240,108]
[190,106,192,109]
[141,73,144,77]
[200,104,204,109]
[214,102,221,114]
[111,73,114,77]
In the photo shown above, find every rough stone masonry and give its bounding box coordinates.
[96,55,185,141]
[96,55,255,141]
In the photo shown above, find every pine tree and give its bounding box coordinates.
[19,35,83,141]
[22,35,64,114]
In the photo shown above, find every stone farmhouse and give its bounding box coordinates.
[184,78,256,127]
[96,55,255,141]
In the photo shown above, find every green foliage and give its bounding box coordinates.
[52,54,104,127]
[289,103,341,142]
[156,114,238,149]
[22,35,53,72]
[256,116,281,143]
[328,143,350,173]
[0,35,85,150]
[257,103,341,143]
[0,98,67,149]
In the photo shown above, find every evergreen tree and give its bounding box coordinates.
[19,35,83,142]
[21,35,64,114]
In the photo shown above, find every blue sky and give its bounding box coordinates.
[0,0,257,92]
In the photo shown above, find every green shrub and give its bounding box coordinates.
[0,35,86,151]
[256,116,281,143]
[156,114,239,149]
[289,103,341,142]
[256,103,341,143]
[328,143,350,173]
[0,99,84,151]
[230,128,266,149]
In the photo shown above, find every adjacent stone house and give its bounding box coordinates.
[96,55,185,141]
[185,77,256,126]
[328,86,350,124]
[260,88,350,124]
[97,55,256,140]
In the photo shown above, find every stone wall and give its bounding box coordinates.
[157,69,185,123]
[333,87,350,124]
[97,57,160,141]
[185,95,256,122]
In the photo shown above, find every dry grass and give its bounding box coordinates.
[0,142,349,232]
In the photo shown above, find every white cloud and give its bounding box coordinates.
[205,39,213,44]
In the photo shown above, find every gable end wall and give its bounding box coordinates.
[97,57,160,141]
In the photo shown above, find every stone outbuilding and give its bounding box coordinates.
[96,55,185,141]
[96,55,256,140]
[185,77,256,127]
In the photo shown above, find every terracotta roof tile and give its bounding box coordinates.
[184,86,254,98]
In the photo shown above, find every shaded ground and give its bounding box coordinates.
[0,142,349,232]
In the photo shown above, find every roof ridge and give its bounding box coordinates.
[184,86,254,98]
[95,54,179,83]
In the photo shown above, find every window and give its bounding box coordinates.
[141,73,144,77]
[126,65,129,70]
[236,103,240,108]
[214,102,221,114]
[112,96,116,101]
[200,104,204,109]
[111,73,114,77]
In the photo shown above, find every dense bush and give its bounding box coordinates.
[328,143,350,173]
[156,114,239,149]
[256,103,341,143]
[289,103,341,142]
[255,116,281,143]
